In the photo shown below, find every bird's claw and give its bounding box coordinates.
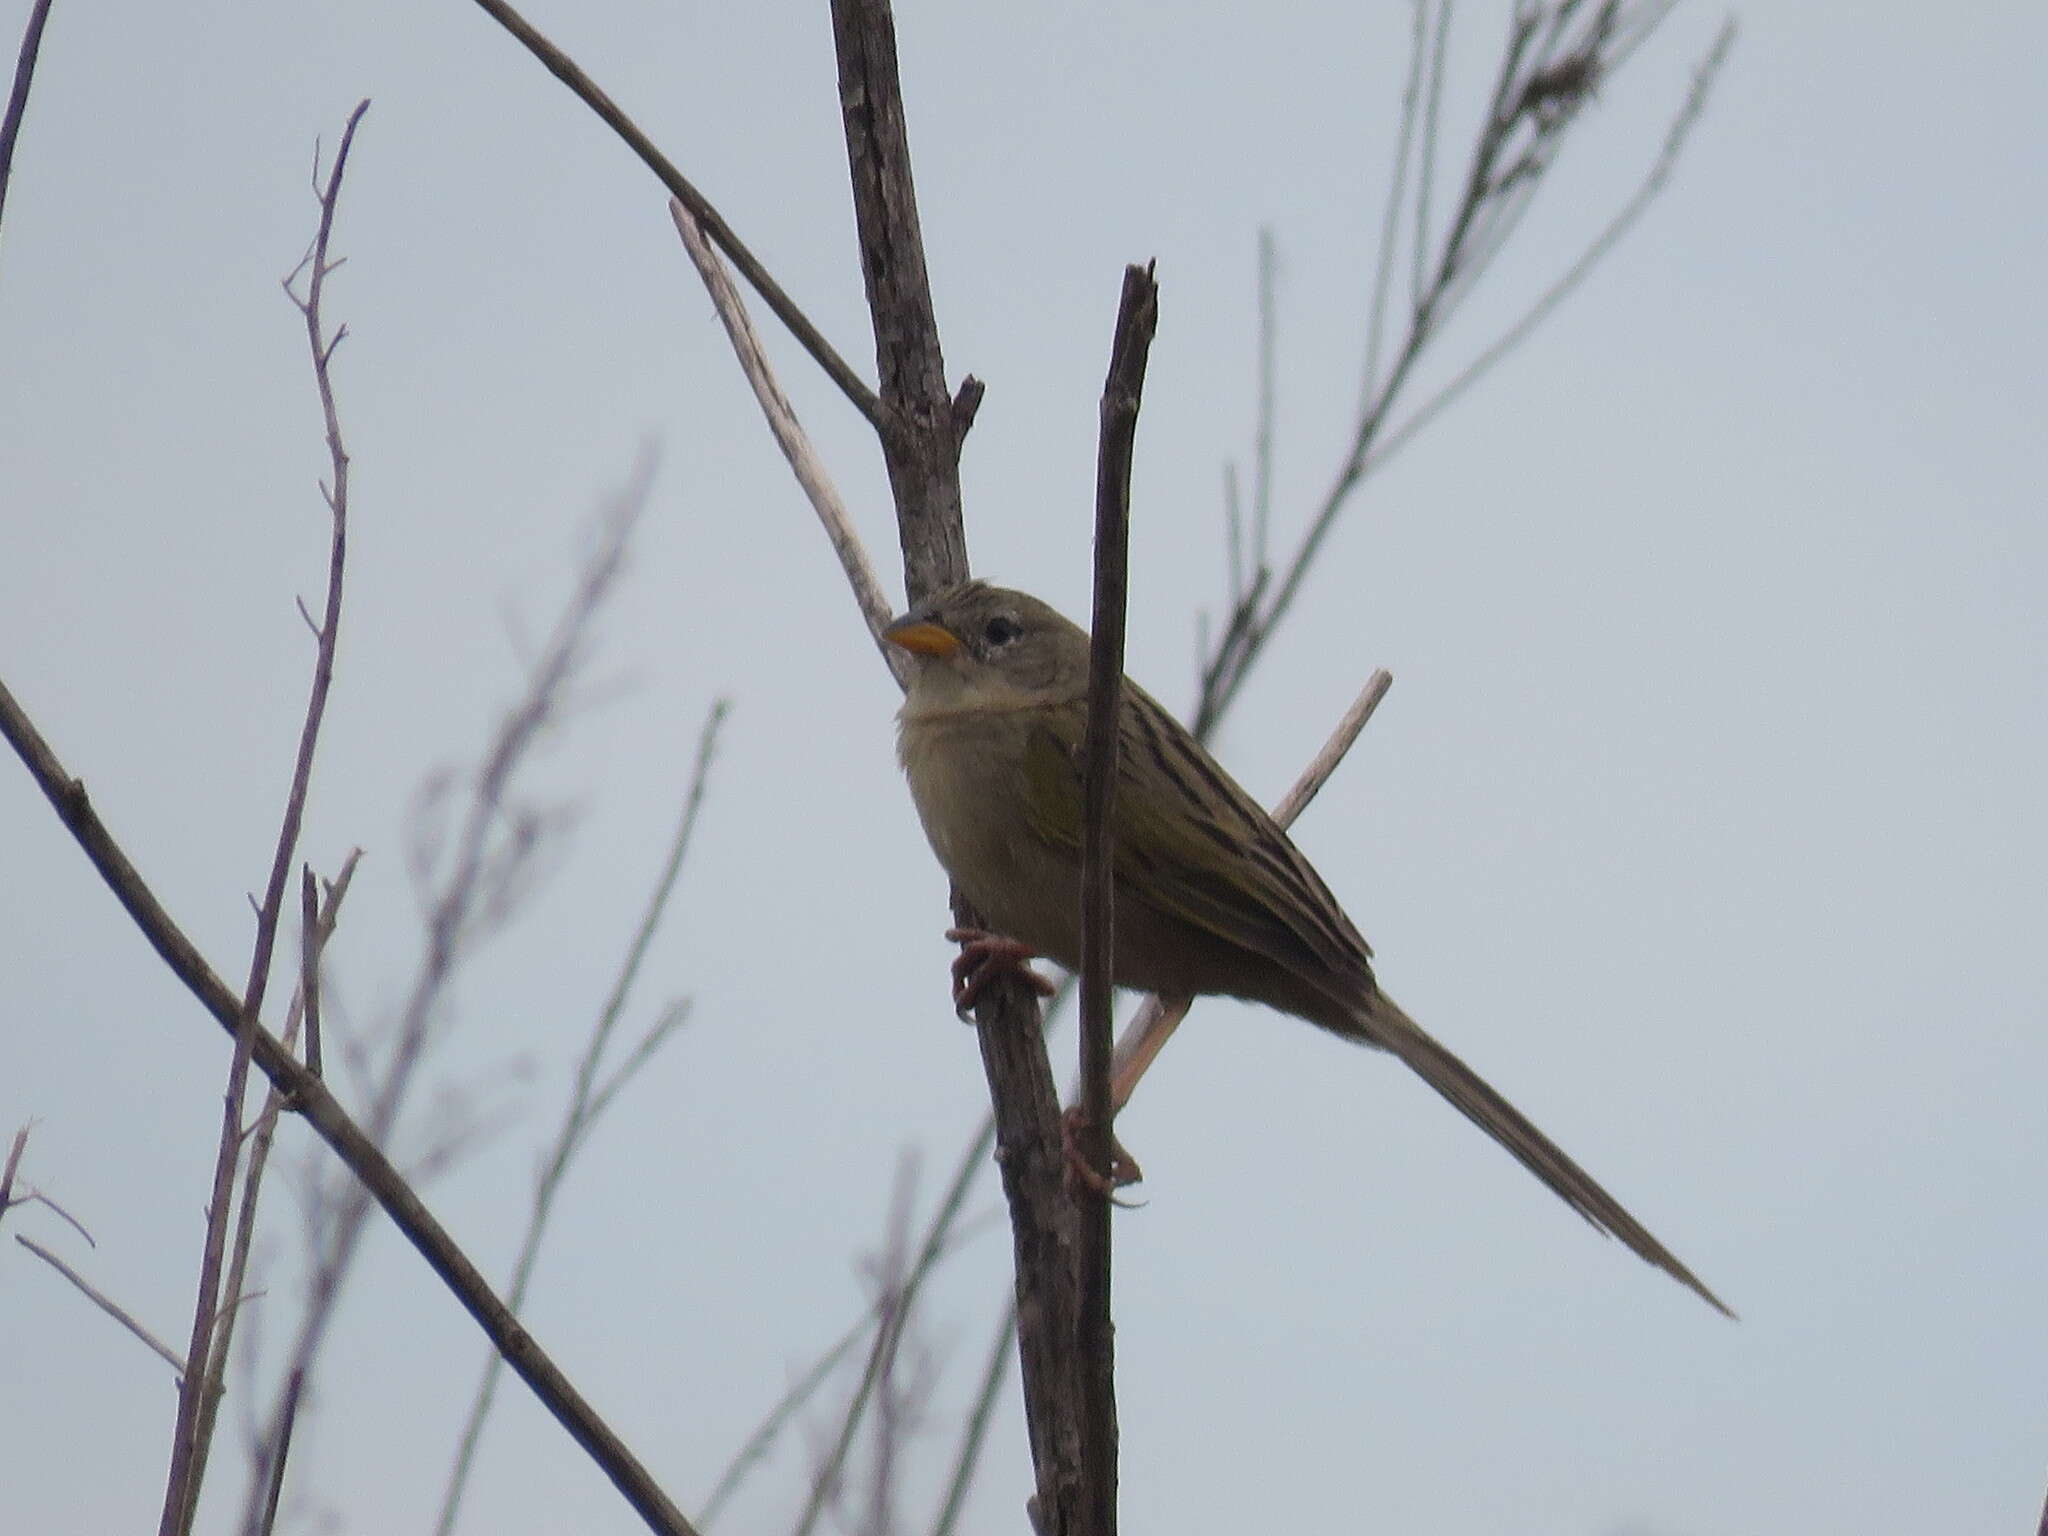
[1061,1105,1144,1205]
[946,927,1055,1017]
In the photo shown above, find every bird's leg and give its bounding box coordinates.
[1056,992,1196,1200]
[1060,1104,1143,1201]
[945,927,1056,1017]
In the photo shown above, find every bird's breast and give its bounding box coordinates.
[897,706,1082,964]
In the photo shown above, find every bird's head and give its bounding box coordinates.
[883,581,1089,711]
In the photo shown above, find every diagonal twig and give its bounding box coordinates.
[465,0,880,427]
[0,0,56,241]
[435,700,728,1536]
[18,1233,188,1377]
[0,675,698,1536]
[668,200,903,683]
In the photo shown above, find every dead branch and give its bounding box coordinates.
[17,1234,188,1377]
[159,101,368,1536]
[435,699,728,1536]
[464,0,880,427]
[0,0,55,237]
[237,472,694,1536]
[668,201,904,684]
[1193,1,1733,738]
[823,3,1084,1530]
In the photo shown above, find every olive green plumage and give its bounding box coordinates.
[886,579,1729,1317]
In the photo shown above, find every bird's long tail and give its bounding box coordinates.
[1355,990,1733,1317]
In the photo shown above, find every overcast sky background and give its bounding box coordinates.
[4,2,2045,1533]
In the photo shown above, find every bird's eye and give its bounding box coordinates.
[983,616,1023,647]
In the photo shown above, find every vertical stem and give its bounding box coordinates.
[1076,262,1160,1536]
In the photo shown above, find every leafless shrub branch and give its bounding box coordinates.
[238,465,664,1534]
[0,0,55,237]
[159,102,368,1536]
[1193,1,1733,738]
[464,0,880,426]
[17,1234,188,1377]
[435,699,729,1536]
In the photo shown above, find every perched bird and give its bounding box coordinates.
[884,579,1729,1316]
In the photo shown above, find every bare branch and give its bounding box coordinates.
[1072,261,1159,1536]
[1271,668,1395,826]
[830,0,973,602]
[1364,0,1429,400]
[21,1187,95,1247]
[203,849,361,1536]
[1195,1,1726,738]
[0,1123,28,1228]
[162,102,367,1536]
[464,0,881,427]
[17,1234,187,1377]
[0,0,56,240]
[0,666,696,1536]
[1411,0,1454,312]
[436,700,727,1536]
[928,1306,1017,1536]
[699,1319,871,1530]
[1367,17,1736,476]
[252,1368,304,1536]
[669,200,904,684]
[240,472,696,1536]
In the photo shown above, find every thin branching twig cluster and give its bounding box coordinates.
[1196,0,1733,739]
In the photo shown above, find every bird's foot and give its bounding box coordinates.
[946,927,1055,1017]
[1061,1104,1144,1204]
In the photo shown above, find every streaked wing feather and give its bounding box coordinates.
[1018,688,1372,986]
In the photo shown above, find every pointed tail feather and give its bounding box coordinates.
[1356,991,1734,1318]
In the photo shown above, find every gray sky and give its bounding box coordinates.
[4,3,2045,1533]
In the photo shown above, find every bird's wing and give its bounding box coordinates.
[1018,688,1374,988]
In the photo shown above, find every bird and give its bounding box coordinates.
[883,578,1730,1316]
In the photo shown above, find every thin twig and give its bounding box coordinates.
[464,0,880,427]
[1251,230,1275,573]
[252,1368,304,1536]
[20,1187,95,1246]
[1411,0,1454,311]
[1073,261,1158,1536]
[928,1305,1017,1536]
[1366,17,1735,476]
[435,700,727,1536]
[668,200,903,684]
[1271,668,1395,826]
[0,678,695,1536]
[1364,0,1429,401]
[160,102,368,1536]
[830,0,973,602]
[300,867,324,1078]
[1194,0,1719,737]
[208,849,360,1536]
[0,1124,29,1228]
[698,1319,870,1530]
[240,474,691,1536]
[737,1120,997,1531]
[0,0,55,241]
[17,1234,188,1376]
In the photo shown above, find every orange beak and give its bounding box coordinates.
[883,618,963,658]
